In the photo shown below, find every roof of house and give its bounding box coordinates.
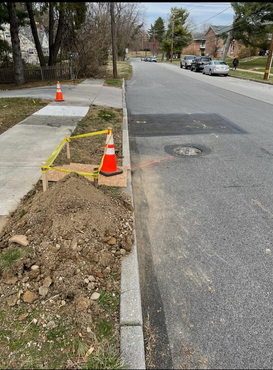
[208,25,233,35]
[192,32,206,40]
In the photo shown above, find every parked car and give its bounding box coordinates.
[150,56,157,62]
[191,56,212,72]
[180,55,195,69]
[202,60,230,76]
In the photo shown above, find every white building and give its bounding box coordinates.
[0,23,49,65]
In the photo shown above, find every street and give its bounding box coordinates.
[126,58,273,369]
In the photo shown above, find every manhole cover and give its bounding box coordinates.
[173,146,202,156]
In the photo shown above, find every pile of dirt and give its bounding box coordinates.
[0,172,134,368]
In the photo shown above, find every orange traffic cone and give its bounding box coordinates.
[100,127,123,177]
[54,81,64,101]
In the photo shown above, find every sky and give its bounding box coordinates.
[141,2,235,31]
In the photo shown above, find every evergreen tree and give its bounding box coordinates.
[231,2,273,49]
[161,7,192,59]
[148,17,165,43]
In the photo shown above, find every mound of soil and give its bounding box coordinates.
[0,172,134,368]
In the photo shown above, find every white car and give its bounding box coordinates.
[202,60,229,76]
[150,56,157,62]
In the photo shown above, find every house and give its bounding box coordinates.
[182,25,241,58]
[182,31,206,56]
[205,25,240,58]
[0,23,49,65]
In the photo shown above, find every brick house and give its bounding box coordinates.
[0,23,49,65]
[182,25,241,58]
[205,25,240,58]
[182,31,206,56]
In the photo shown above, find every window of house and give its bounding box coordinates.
[28,48,34,54]
[5,32,10,39]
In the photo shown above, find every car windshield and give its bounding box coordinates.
[214,61,227,65]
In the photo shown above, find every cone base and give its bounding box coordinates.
[100,168,123,177]
[55,96,64,101]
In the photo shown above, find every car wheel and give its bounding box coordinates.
[223,74,228,77]
[194,67,198,72]
[202,69,205,74]
[180,63,182,68]
[209,69,213,76]
[191,67,194,71]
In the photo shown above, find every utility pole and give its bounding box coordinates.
[171,13,174,62]
[110,2,117,78]
[153,29,155,55]
[264,30,273,80]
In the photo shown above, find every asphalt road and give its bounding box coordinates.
[126,58,273,369]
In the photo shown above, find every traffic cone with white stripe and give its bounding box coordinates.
[100,127,123,176]
[54,81,64,101]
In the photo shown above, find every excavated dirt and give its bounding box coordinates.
[0,104,134,368]
[0,172,134,368]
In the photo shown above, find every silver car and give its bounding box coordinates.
[202,60,230,76]
[180,55,195,69]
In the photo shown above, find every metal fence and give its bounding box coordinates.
[0,65,71,84]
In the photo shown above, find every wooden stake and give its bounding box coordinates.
[94,177,98,188]
[66,133,70,160]
[41,162,48,192]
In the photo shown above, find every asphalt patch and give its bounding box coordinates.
[129,113,247,136]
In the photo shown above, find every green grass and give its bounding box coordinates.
[98,109,117,122]
[82,345,126,370]
[99,290,120,313]
[105,60,133,87]
[0,97,50,135]
[0,247,21,269]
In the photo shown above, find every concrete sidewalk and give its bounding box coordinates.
[0,78,145,369]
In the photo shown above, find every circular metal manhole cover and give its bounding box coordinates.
[173,146,202,156]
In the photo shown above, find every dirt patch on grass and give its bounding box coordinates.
[0,103,132,368]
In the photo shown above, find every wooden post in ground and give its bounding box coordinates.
[41,162,48,192]
[94,177,98,188]
[66,133,70,160]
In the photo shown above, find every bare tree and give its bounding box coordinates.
[115,2,145,60]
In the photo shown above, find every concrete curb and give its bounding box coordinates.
[120,79,146,369]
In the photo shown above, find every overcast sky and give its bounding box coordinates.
[141,2,235,30]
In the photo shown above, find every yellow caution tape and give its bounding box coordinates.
[41,128,114,180]
[70,129,108,140]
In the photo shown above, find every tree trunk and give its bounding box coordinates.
[48,7,64,66]
[26,2,46,67]
[110,2,117,78]
[222,16,240,61]
[222,31,234,61]
[49,3,54,51]
[7,2,25,86]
